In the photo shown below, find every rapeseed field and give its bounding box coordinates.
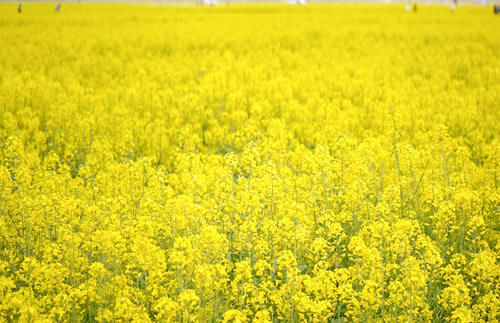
[0,3,499,322]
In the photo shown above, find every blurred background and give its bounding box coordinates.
[1,0,497,5]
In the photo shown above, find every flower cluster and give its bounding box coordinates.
[0,3,499,322]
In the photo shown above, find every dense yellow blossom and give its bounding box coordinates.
[0,3,499,322]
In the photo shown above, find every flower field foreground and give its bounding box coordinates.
[0,3,499,322]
